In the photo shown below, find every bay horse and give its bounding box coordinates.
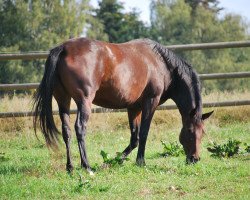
[33,38,213,173]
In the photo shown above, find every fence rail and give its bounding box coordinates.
[0,72,250,91]
[1,41,250,61]
[0,83,39,91]
[198,71,250,80]
[0,100,249,118]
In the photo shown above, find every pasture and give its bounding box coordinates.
[0,93,250,199]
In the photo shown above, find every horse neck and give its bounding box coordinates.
[170,75,201,123]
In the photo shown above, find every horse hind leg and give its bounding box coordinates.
[53,85,73,172]
[59,104,73,172]
[74,98,93,174]
[122,108,142,160]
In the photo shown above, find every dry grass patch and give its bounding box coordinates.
[0,91,249,133]
[202,90,250,102]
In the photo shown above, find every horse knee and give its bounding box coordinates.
[74,124,82,138]
[62,124,71,141]
[62,124,71,134]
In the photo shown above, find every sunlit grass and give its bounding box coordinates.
[0,122,249,199]
[0,91,250,199]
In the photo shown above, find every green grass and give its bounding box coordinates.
[1,115,250,199]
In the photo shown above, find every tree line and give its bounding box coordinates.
[0,0,249,92]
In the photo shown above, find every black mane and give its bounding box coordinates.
[151,41,202,121]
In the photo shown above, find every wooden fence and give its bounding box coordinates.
[1,41,250,61]
[0,40,250,118]
[1,72,250,91]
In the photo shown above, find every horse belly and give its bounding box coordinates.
[93,90,132,109]
[93,71,146,109]
[93,85,142,109]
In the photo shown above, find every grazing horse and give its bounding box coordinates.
[33,38,213,173]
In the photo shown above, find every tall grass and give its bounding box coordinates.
[0,91,250,133]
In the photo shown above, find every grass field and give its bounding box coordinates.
[1,101,250,199]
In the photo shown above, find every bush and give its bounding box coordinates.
[207,138,248,157]
[161,141,184,157]
[100,150,129,167]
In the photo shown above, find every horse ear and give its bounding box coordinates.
[202,111,214,121]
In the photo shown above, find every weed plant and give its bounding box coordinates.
[161,141,184,157]
[207,139,250,157]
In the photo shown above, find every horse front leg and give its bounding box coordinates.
[75,101,93,174]
[136,97,160,166]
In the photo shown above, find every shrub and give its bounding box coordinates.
[244,143,250,153]
[207,138,243,157]
[100,150,129,167]
[161,141,184,157]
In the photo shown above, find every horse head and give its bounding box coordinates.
[179,109,214,164]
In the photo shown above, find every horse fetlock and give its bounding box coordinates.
[80,161,91,172]
[66,163,74,173]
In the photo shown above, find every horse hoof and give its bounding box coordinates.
[136,159,146,167]
[87,169,95,176]
[66,165,74,173]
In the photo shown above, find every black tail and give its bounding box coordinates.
[33,45,64,147]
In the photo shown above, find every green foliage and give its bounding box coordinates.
[0,152,10,162]
[0,0,90,84]
[150,0,250,92]
[244,143,250,153]
[150,0,247,45]
[161,141,184,157]
[94,0,150,43]
[150,0,193,44]
[86,11,109,41]
[100,150,129,167]
[185,0,222,15]
[76,173,91,191]
[207,138,249,157]
[0,0,89,50]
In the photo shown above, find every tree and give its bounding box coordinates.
[86,11,109,41]
[150,0,192,44]
[95,0,150,43]
[0,0,90,84]
[150,0,249,91]
[184,0,222,15]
